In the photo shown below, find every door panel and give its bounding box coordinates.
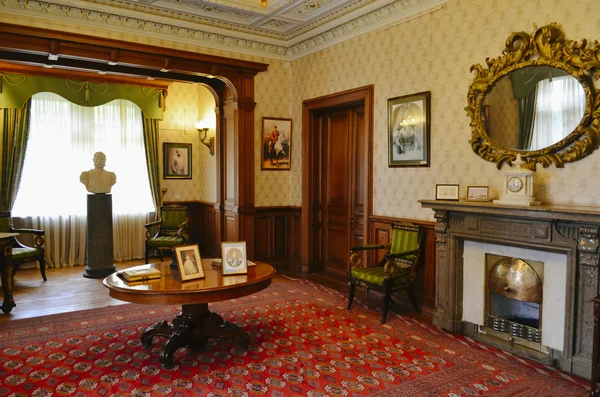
[351,107,366,261]
[324,108,351,276]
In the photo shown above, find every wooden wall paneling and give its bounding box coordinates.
[255,214,272,259]
[369,216,436,313]
[253,207,300,269]
[273,215,288,257]
[290,211,302,267]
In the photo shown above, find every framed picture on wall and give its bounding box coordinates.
[388,91,431,167]
[163,142,192,179]
[261,117,292,170]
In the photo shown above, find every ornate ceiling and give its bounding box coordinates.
[0,0,447,59]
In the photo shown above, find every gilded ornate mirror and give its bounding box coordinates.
[466,23,600,169]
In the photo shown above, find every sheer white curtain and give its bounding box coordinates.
[12,92,155,267]
[529,76,585,150]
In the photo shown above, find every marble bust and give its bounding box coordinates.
[80,152,117,194]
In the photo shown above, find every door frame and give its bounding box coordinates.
[301,85,374,273]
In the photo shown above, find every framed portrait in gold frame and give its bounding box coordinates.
[175,244,205,281]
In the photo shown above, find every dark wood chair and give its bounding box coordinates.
[347,222,423,323]
[145,205,189,264]
[0,212,46,281]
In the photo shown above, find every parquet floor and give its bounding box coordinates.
[0,260,431,323]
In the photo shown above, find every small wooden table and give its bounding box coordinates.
[0,232,18,314]
[103,259,276,367]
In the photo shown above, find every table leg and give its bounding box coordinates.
[141,303,249,368]
[1,241,15,314]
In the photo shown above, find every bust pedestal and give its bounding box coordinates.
[83,194,116,278]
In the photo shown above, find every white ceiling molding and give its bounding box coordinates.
[0,0,447,60]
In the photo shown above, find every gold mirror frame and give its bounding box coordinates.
[466,23,600,169]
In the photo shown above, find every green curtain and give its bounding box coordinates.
[1,72,163,119]
[0,100,31,212]
[517,87,538,150]
[142,115,161,210]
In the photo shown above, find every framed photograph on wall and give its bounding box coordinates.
[163,142,192,179]
[221,241,247,275]
[388,91,431,167]
[436,184,459,201]
[467,186,489,202]
[175,244,205,281]
[261,117,292,170]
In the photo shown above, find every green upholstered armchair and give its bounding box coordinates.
[0,212,47,281]
[145,205,190,264]
[347,222,422,323]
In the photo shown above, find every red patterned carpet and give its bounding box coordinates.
[0,279,589,396]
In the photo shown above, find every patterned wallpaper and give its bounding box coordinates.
[196,86,218,203]
[254,60,293,207]
[4,0,600,217]
[159,82,202,203]
[291,0,600,220]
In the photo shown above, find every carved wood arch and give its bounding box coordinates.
[0,23,268,256]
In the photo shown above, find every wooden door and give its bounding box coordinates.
[322,105,365,277]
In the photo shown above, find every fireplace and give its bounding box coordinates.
[420,199,600,379]
[485,255,545,354]
[462,240,566,364]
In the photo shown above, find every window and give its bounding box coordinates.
[529,76,586,150]
[12,92,155,216]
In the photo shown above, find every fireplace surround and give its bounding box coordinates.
[420,200,600,379]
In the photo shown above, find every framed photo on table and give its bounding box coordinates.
[164,142,192,179]
[261,117,292,170]
[175,244,205,281]
[388,91,431,167]
[221,241,247,275]
[436,184,459,201]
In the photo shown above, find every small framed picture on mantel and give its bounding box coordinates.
[435,184,459,201]
[466,186,489,202]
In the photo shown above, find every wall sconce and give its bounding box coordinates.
[194,123,214,156]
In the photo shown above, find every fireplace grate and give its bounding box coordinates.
[486,315,542,343]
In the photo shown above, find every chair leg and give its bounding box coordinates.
[408,289,421,313]
[382,293,391,324]
[39,257,47,282]
[145,250,149,264]
[347,282,356,310]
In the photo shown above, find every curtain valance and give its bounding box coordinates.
[0,73,164,119]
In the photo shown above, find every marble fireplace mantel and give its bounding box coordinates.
[419,199,600,378]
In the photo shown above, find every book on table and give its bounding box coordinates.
[121,268,161,282]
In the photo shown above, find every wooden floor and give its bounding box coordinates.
[0,260,431,324]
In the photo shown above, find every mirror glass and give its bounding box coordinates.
[482,66,585,151]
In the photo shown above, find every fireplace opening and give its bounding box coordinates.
[484,255,544,345]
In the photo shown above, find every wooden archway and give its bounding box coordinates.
[0,23,268,258]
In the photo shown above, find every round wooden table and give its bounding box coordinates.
[103,259,276,367]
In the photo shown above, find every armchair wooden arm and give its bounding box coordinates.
[10,227,44,234]
[144,220,162,228]
[10,226,45,249]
